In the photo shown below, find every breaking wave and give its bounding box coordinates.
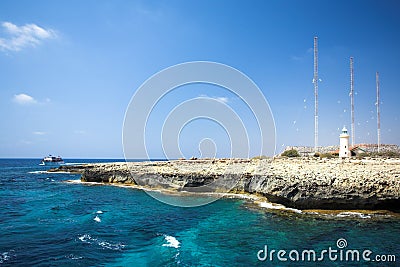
[78,234,125,250]
[162,235,180,248]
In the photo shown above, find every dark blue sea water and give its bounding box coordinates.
[0,159,399,266]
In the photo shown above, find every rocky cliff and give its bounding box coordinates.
[51,158,400,212]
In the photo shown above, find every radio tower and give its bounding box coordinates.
[313,37,319,153]
[376,72,381,153]
[350,57,355,147]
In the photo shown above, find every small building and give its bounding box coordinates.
[339,126,350,158]
[350,145,367,156]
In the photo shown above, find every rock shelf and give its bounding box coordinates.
[50,158,400,212]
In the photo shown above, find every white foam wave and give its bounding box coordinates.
[31,170,72,174]
[162,235,180,248]
[222,193,260,200]
[0,253,9,264]
[336,212,371,219]
[96,210,103,214]
[98,241,125,250]
[77,234,125,250]
[0,250,15,263]
[66,254,83,260]
[78,234,91,242]
[94,215,101,222]
[64,180,82,184]
[259,201,302,214]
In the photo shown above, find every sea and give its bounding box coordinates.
[0,158,399,266]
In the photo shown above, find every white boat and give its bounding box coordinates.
[40,155,64,165]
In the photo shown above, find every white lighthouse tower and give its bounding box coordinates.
[339,126,350,158]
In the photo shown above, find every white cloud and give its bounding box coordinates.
[215,97,229,103]
[13,93,51,105]
[13,93,38,105]
[198,95,229,104]
[19,139,32,145]
[33,131,46,135]
[0,21,56,52]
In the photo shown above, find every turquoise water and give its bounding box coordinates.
[0,159,399,266]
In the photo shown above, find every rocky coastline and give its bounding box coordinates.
[50,158,400,212]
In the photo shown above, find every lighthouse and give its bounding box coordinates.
[339,126,350,158]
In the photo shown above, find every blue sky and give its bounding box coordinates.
[0,0,399,158]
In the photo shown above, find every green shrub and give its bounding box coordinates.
[372,151,400,158]
[319,153,335,159]
[281,149,300,157]
[355,151,400,159]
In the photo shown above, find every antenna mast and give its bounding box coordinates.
[376,72,381,153]
[350,57,355,147]
[313,37,318,153]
